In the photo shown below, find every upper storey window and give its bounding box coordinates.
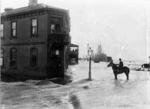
[11,21,17,38]
[31,19,37,36]
[0,24,4,39]
[51,17,61,34]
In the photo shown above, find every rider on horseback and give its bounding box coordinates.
[118,58,123,72]
[107,58,129,80]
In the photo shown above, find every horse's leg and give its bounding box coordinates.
[114,72,117,80]
[127,73,129,80]
[127,72,129,80]
[115,74,117,80]
[124,71,129,80]
[126,68,130,80]
[125,73,129,80]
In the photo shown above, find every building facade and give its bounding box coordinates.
[0,1,71,79]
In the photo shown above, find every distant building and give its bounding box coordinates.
[0,0,71,79]
[97,43,102,55]
[93,43,107,63]
[68,44,79,65]
[107,56,112,62]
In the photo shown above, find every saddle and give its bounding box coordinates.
[117,67,123,72]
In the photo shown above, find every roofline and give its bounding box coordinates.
[1,3,68,17]
[69,43,79,47]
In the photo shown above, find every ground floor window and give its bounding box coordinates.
[10,48,17,69]
[30,47,38,68]
[0,48,4,68]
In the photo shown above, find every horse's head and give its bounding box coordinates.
[107,61,114,67]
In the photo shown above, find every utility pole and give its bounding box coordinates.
[88,47,93,81]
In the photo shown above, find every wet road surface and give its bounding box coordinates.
[1,61,150,109]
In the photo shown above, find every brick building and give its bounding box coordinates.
[0,0,71,79]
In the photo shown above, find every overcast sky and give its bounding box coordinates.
[1,0,150,61]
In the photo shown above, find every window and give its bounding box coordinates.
[51,17,61,33]
[11,22,17,38]
[0,49,4,68]
[51,24,56,33]
[30,47,38,68]
[0,24,4,39]
[31,19,37,36]
[50,50,60,57]
[10,48,17,68]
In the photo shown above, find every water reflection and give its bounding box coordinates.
[113,79,129,89]
[69,94,82,109]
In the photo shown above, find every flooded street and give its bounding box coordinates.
[1,60,150,109]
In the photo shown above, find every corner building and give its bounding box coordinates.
[1,1,71,79]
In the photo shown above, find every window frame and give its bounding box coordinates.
[31,18,38,37]
[50,17,62,34]
[30,47,38,69]
[10,21,17,39]
[0,23,4,39]
[1,48,4,69]
[10,48,17,69]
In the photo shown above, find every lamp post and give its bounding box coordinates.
[88,47,93,81]
[149,56,150,71]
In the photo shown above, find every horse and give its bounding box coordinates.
[107,61,130,80]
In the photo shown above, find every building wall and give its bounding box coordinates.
[2,14,48,44]
[1,7,71,79]
[2,45,47,77]
[1,13,48,77]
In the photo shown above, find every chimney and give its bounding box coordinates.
[28,0,38,6]
[4,8,13,12]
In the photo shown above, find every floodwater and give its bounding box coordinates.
[1,60,150,109]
